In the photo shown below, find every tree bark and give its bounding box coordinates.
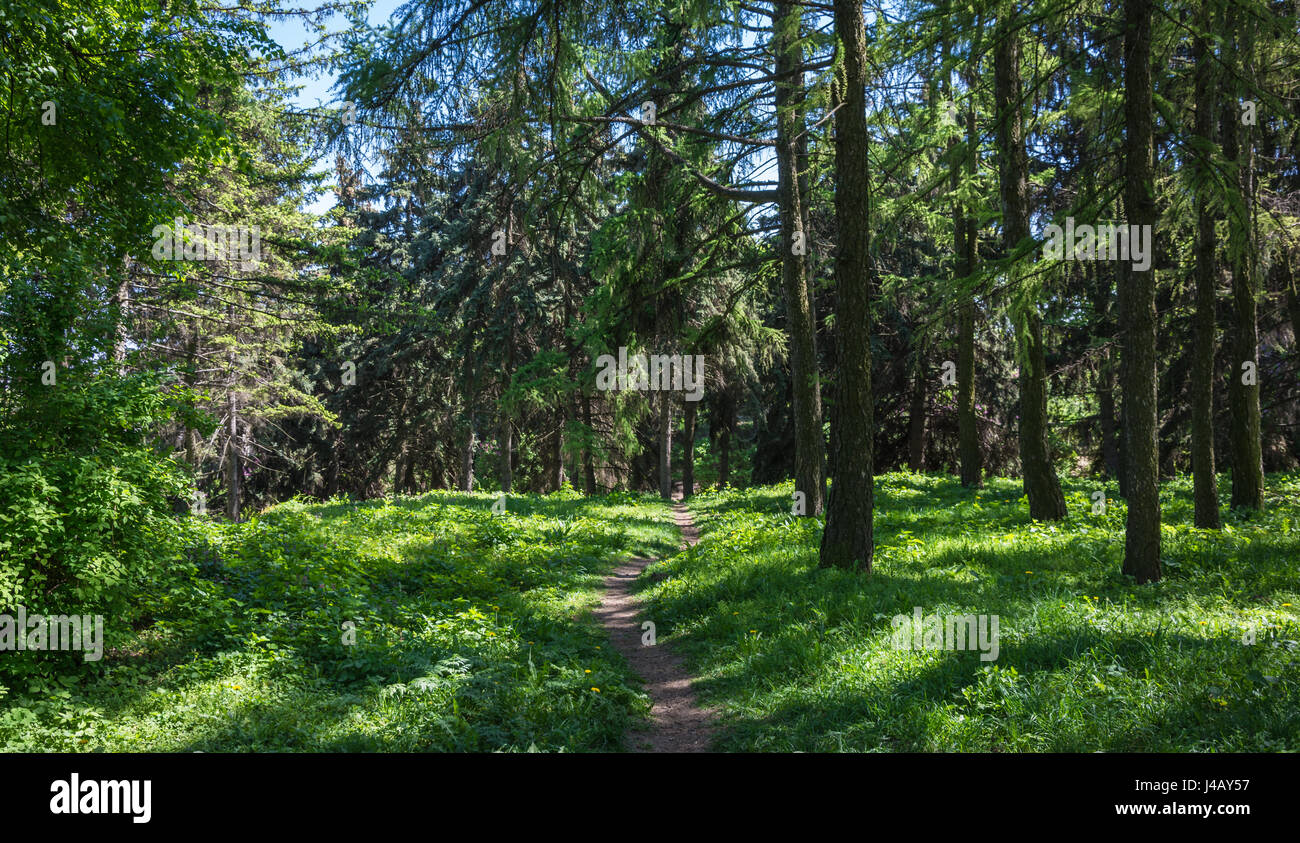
[581,391,597,494]
[955,80,981,488]
[682,399,697,498]
[1221,5,1264,512]
[112,275,130,374]
[819,0,874,571]
[550,421,564,492]
[225,302,241,522]
[1285,252,1300,361]
[499,417,513,493]
[658,393,673,499]
[994,13,1066,521]
[226,389,241,522]
[1190,23,1221,528]
[461,424,475,492]
[907,353,927,471]
[500,323,514,494]
[716,388,734,489]
[1099,345,1120,478]
[401,445,417,494]
[773,0,825,516]
[326,426,341,497]
[1121,0,1162,582]
[1088,264,1121,479]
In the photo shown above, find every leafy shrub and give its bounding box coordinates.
[0,371,203,685]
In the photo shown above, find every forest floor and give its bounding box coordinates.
[594,497,715,751]
[4,473,1298,752]
[643,473,1300,751]
[2,490,679,752]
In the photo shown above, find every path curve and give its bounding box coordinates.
[593,496,713,752]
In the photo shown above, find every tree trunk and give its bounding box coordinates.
[581,391,597,494]
[225,301,241,522]
[112,275,130,374]
[1099,344,1120,479]
[944,33,980,488]
[955,81,981,488]
[183,318,201,470]
[499,416,513,493]
[682,399,697,498]
[1190,23,1221,528]
[819,0,874,571]
[1285,252,1300,361]
[716,389,734,489]
[907,353,927,471]
[994,14,1066,521]
[401,445,417,495]
[1019,312,1066,519]
[658,393,673,499]
[327,426,341,497]
[461,423,475,491]
[773,0,825,517]
[1221,6,1264,512]
[226,389,241,522]
[1121,0,1162,582]
[956,296,980,486]
[551,419,565,491]
[1088,264,1121,480]
[500,324,514,494]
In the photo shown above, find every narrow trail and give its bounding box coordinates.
[593,492,715,752]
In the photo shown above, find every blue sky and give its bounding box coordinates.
[263,0,405,213]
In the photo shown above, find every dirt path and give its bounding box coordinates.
[593,496,714,752]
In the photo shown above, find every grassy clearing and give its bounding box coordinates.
[639,473,1300,751]
[1,489,677,752]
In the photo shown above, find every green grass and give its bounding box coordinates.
[1,488,678,752]
[639,473,1300,751]
[9,472,1297,753]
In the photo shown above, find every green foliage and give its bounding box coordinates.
[0,490,678,752]
[640,474,1300,751]
[0,371,198,685]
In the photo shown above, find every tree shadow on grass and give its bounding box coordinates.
[696,629,1287,752]
[43,490,678,752]
[655,472,1300,751]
